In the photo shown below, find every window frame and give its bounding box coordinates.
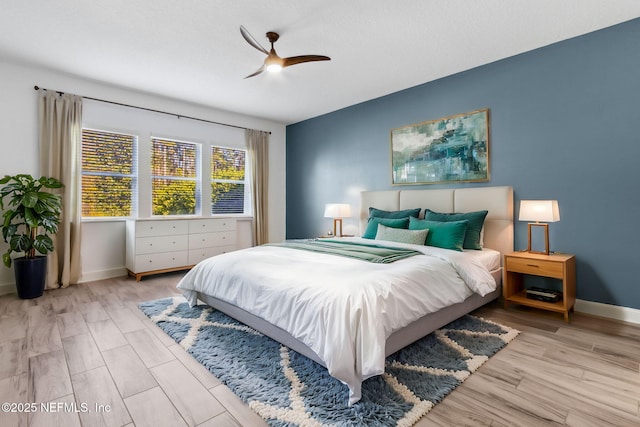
[80,128,138,219]
[150,136,202,217]
[210,145,250,216]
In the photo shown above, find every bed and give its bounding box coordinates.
[177,186,513,404]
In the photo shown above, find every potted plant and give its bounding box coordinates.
[0,174,63,299]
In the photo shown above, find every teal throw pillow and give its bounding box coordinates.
[363,217,409,239]
[409,217,468,251]
[369,207,420,220]
[375,224,429,245]
[423,209,488,250]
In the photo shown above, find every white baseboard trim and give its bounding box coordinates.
[78,267,128,284]
[575,299,640,325]
[0,267,127,296]
[0,282,15,297]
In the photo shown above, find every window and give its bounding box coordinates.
[211,146,247,214]
[81,129,137,217]
[151,138,200,215]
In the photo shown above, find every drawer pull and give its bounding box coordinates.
[526,264,539,268]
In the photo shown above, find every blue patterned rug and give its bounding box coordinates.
[139,297,519,426]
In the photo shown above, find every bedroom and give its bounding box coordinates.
[1,1,640,426]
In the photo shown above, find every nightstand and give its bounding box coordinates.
[503,252,576,322]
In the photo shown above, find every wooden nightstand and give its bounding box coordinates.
[503,252,576,322]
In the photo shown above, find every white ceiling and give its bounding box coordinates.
[2,1,639,125]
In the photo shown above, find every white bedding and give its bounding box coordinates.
[177,237,497,405]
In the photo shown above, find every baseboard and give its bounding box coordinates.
[0,267,127,295]
[575,299,640,325]
[0,282,15,297]
[78,267,128,283]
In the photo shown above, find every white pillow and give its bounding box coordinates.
[375,224,429,245]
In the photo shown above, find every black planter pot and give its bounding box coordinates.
[13,256,47,299]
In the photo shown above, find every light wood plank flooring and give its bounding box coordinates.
[0,273,638,426]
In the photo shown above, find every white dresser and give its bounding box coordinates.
[125,218,236,281]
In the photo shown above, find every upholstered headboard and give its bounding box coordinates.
[360,186,514,259]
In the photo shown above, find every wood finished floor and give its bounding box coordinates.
[0,273,638,427]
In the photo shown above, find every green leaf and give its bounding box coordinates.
[23,207,38,228]
[2,223,17,242]
[10,234,32,253]
[39,177,63,189]
[33,235,54,254]
[2,251,11,268]
[22,191,38,208]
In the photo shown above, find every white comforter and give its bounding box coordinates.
[177,237,497,405]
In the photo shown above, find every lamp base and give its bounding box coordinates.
[527,222,550,255]
[333,218,343,237]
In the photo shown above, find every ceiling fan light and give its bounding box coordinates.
[266,63,283,73]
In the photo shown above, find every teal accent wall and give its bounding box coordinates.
[286,18,640,309]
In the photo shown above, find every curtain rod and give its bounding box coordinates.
[33,85,271,134]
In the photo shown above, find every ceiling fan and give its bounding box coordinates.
[240,25,330,78]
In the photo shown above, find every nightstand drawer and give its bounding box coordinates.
[506,257,563,278]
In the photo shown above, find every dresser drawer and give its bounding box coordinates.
[189,218,236,233]
[134,251,189,272]
[506,256,564,279]
[135,220,188,237]
[188,246,235,265]
[188,231,236,249]
[136,235,189,255]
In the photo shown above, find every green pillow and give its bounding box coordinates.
[369,207,420,220]
[363,217,409,239]
[409,217,468,251]
[375,224,429,245]
[423,209,488,250]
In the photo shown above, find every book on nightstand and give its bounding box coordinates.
[525,287,561,303]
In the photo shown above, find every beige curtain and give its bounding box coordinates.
[246,129,269,245]
[38,90,83,289]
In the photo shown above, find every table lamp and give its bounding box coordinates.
[324,204,351,237]
[518,200,560,255]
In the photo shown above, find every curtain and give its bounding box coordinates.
[246,129,269,245]
[38,90,83,289]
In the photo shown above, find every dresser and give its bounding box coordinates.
[126,218,237,281]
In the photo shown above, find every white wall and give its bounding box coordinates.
[0,58,286,293]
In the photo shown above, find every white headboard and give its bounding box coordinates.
[360,186,514,259]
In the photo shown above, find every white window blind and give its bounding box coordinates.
[81,129,137,217]
[211,146,247,215]
[151,138,201,215]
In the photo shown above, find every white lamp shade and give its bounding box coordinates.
[324,203,352,218]
[518,200,560,222]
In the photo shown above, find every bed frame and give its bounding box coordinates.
[197,185,514,366]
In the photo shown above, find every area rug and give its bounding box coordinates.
[139,297,519,427]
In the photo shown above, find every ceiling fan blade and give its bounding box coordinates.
[244,65,266,79]
[240,25,268,54]
[282,55,331,68]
